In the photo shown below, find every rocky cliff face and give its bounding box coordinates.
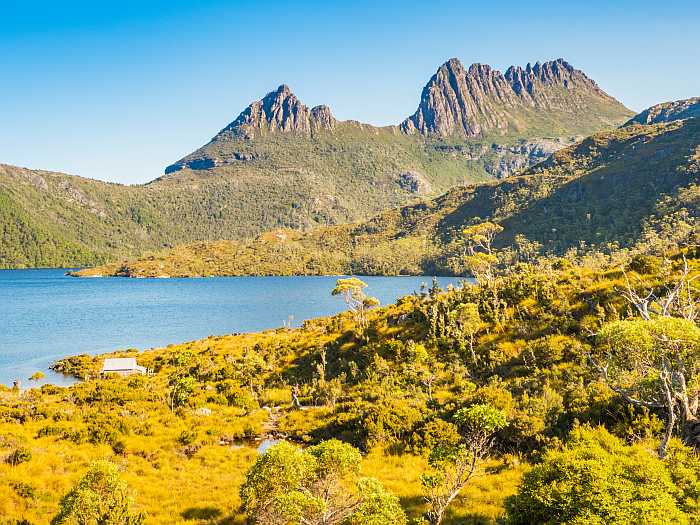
[401,58,629,137]
[625,97,700,126]
[165,57,631,176]
[484,138,578,178]
[217,85,336,138]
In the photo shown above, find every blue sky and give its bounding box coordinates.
[1,0,698,184]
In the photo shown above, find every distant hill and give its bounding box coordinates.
[1,57,632,268]
[74,112,700,277]
[625,97,700,126]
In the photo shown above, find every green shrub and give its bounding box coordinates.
[177,429,198,446]
[505,427,690,525]
[6,447,32,466]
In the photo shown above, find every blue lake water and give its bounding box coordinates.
[0,269,462,387]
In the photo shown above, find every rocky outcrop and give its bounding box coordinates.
[397,170,431,194]
[401,58,628,137]
[484,138,578,178]
[625,97,700,126]
[164,151,259,175]
[218,85,335,138]
[310,105,335,131]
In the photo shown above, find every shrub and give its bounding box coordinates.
[410,419,461,455]
[10,480,37,499]
[111,439,127,456]
[505,427,689,525]
[240,440,405,525]
[177,429,197,446]
[51,461,144,525]
[6,447,32,466]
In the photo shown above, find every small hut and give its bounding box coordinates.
[101,357,147,377]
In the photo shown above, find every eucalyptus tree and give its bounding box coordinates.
[592,258,700,457]
[331,277,380,330]
[421,404,507,525]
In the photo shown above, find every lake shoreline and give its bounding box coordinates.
[0,270,462,387]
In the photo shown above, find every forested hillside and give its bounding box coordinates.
[78,116,700,278]
[0,58,631,269]
[5,249,700,523]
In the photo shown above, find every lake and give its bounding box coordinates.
[0,269,462,386]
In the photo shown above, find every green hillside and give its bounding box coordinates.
[77,117,699,278]
[0,57,633,269]
[0,129,493,269]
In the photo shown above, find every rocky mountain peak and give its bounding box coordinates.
[402,57,626,138]
[217,85,335,139]
[164,86,336,173]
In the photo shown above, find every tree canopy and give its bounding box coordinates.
[51,461,144,525]
[240,440,406,525]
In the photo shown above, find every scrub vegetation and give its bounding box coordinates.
[4,245,700,524]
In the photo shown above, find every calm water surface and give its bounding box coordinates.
[0,270,462,386]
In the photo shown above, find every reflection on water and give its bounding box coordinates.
[257,439,282,454]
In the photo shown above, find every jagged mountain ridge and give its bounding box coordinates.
[165,57,631,174]
[401,58,628,137]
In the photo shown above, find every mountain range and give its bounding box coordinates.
[1,57,633,268]
[74,99,700,277]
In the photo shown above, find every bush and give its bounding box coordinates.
[177,429,198,446]
[627,254,662,275]
[51,461,143,524]
[410,419,461,455]
[6,447,32,466]
[10,480,36,499]
[111,439,127,456]
[505,427,690,525]
[240,440,406,525]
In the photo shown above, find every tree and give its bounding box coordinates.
[620,256,699,322]
[421,404,507,525]
[591,259,700,458]
[458,222,502,282]
[593,317,700,458]
[240,440,405,525]
[459,223,507,325]
[449,303,481,364]
[462,223,503,257]
[51,461,144,525]
[332,278,380,330]
[505,427,689,525]
[166,375,196,411]
[314,349,344,408]
[513,234,542,264]
[233,347,267,398]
